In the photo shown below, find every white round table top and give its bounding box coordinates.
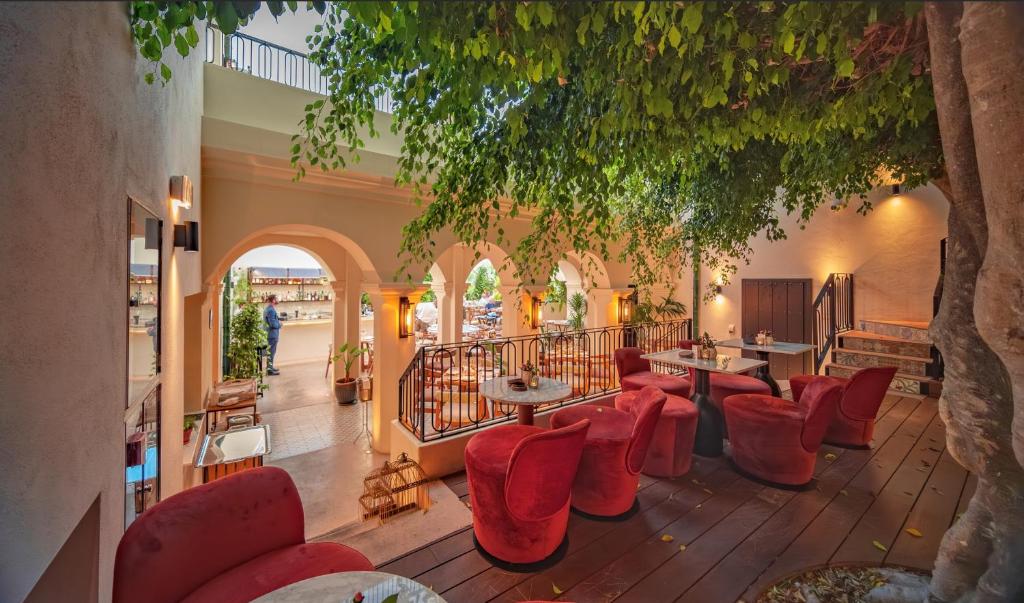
[253,571,445,603]
[478,376,572,406]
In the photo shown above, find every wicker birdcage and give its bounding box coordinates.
[358,453,432,524]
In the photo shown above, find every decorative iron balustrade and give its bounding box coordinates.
[398,319,693,442]
[204,25,393,113]
[812,272,854,373]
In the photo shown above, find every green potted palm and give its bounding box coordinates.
[567,292,588,331]
[332,343,362,405]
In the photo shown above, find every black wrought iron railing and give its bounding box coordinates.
[398,319,693,442]
[812,273,854,373]
[204,25,393,113]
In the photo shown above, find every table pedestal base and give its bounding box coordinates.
[753,351,782,397]
[517,404,535,426]
[691,370,723,457]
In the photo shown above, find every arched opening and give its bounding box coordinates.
[543,260,586,331]
[462,258,503,342]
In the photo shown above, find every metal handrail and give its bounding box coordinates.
[812,273,854,373]
[398,319,693,442]
[203,25,393,113]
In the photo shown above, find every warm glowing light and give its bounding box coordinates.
[398,296,413,338]
[530,296,543,329]
[170,175,193,209]
[715,293,725,305]
[618,296,633,324]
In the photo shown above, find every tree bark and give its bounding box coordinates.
[958,4,1024,600]
[925,3,1024,602]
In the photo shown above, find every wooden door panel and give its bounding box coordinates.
[740,279,812,381]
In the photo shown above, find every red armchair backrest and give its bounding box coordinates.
[798,378,845,451]
[505,419,590,522]
[842,366,898,420]
[113,467,305,603]
[626,386,668,474]
[614,347,650,380]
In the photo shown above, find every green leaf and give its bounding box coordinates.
[160,62,172,82]
[667,25,681,48]
[515,4,531,31]
[591,11,605,34]
[185,24,200,48]
[836,57,855,78]
[216,1,239,34]
[536,2,554,27]
[682,3,703,34]
[781,31,795,54]
[174,33,189,58]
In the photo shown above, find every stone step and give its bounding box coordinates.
[839,330,933,358]
[833,347,931,377]
[825,363,941,397]
[858,319,932,343]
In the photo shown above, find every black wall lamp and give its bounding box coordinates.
[891,183,902,195]
[398,296,413,338]
[173,221,199,252]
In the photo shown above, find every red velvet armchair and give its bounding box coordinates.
[551,387,667,517]
[614,347,691,397]
[789,366,898,447]
[465,420,590,566]
[113,467,373,603]
[723,377,844,487]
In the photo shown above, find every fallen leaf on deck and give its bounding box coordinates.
[839,489,848,496]
[906,528,923,537]
[679,544,687,552]
[692,478,703,485]
[552,583,563,595]
[696,503,703,509]
[872,540,888,552]
[825,453,837,461]
[703,488,713,494]
[661,534,675,542]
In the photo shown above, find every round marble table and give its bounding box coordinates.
[253,571,445,603]
[478,376,572,425]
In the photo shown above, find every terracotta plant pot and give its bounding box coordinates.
[182,427,193,445]
[335,378,358,405]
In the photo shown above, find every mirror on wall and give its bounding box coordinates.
[128,199,161,404]
[126,198,161,525]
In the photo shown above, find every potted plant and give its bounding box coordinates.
[567,291,588,331]
[183,416,196,445]
[332,343,362,405]
[520,360,537,386]
[696,332,718,360]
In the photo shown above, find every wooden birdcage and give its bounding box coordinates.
[358,453,432,524]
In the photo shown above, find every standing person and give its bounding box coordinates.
[264,295,282,375]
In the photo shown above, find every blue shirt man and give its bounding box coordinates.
[264,295,282,375]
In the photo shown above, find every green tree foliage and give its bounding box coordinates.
[227,301,267,380]
[465,263,499,301]
[131,1,939,296]
[545,277,567,311]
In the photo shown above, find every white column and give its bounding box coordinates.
[498,285,531,338]
[368,286,422,453]
[587,288,616,329]
[432,282,454,344]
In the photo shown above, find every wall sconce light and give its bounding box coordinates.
[891,183,902,195]
[618,296,633,324]
[398,296,413,338]
[530,296,543,329]
[173,220,199,252]
[170,175,193,209]
[712,284,723,296]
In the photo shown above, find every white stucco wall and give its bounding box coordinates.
[679,185,949,342]
[0,3,203,601]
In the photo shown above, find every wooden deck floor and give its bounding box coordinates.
[380,395,976,603]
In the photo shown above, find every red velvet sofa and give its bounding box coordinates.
[551,386,666,517]
[789,366,898,447]
[114,466,373,603]
[723,377,844,487]
[465,420,590,566]
[614,347,691,397]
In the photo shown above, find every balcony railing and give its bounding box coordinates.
[204,25,393,113]
[398,319,693,442]
[812,272,854,373]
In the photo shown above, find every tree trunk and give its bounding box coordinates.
[925,3,1024,602]
[959,4,1024,600]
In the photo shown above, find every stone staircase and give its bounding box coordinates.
[825,319,942,397]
